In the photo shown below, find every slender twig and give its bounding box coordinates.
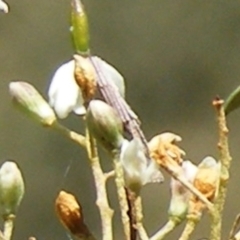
[229,214,240,240]
[112,152,131,240]
[210,98,232,240]
[85,129,114,240]
[3,214,15,240]
[150,219,178,240]
[134,195,149,240]
[178,216,199,240]
[51,121,86,148]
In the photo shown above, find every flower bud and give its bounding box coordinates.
[0,0,8,13]
[73,54,97,102]
[55,191,94,239]
[9,81,56,126]
[0,161,25,216]
[86,100,124,152]
[71,0,90,54]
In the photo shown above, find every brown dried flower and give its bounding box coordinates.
[189,156,220,215]
[55,191,94,239]
[73,54,97,102]
[148,132,185,171]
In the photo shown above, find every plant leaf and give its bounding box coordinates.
[224,85,240,116]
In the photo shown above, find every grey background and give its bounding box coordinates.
[1,0,240,239]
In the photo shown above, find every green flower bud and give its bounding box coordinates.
[0,161,25,216]
[71,0,90,54]
[9,81,56,126]
[86,100,124,152]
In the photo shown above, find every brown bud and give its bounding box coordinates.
[73,54,97,102]
[55,191,94,239]
[148,132,185,170]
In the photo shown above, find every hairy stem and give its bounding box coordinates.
[112,152,131,240]
[86,130,113,240]
[3,214,15,240]
[150,219,178,240]
[178,216,199,240]
[210,98,232,240]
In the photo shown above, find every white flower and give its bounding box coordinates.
[0,0,8,13]
[169,160,198,219]
[48,57,125,119]
[48,60,85,119]
[120,138,163,192]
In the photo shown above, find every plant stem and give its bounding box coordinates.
[51,121,86,148]
[112,152,131,240]
[3,214,15,240]
[210,98,232,240]
[150,219,178,240]
[134,195,148,240]
[86,130,113,240]
[178,216,199,240]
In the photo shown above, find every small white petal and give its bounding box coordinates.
[48,60,85,118]
[0,0,9,13]
[121,138,163,189]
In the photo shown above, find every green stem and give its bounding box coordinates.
[112,152,131,240]
[51,121,86,148]
[85,130,113,240]
[150,219,178,240]
[178,216,199,240]
[3,214,15,240]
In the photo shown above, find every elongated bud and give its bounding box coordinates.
[0,0,8,13]
[55,191,95,240]
[86,100,124,152]
[9,81,56,126]
[71,0,90,54]
[74,54,97,102]
[0,161,25,216]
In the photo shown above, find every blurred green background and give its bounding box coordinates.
[1,0,240,239]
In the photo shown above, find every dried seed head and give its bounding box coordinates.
[55,191,92,239]
[0,161,25,216]
[9,81,56,126]
[74,55,97,102]
[148,132,185,170]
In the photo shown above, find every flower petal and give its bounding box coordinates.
[48,60,85,118]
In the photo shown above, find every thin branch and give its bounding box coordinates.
[178,216,199,240]
[112,152,131,240]
[3,214,15,240]
[51,121,86,148]
[210,98,232,240]
[134,195,149,240]
[85,130,113,240]
[150,220,178,240]
[229,214,240,240]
